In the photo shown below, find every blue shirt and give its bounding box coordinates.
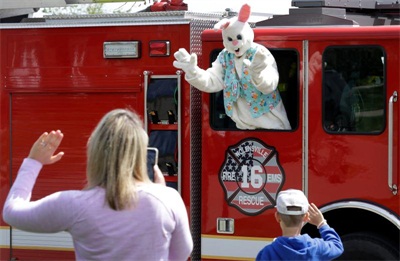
[256,225,344,261]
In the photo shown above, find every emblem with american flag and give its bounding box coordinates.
[219,138,285,215]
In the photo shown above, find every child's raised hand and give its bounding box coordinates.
[308,203,326,228]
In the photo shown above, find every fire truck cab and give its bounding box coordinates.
[0,0,399,260]
[196,2,399,260]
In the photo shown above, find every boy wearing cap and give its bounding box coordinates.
[256,189,344,261]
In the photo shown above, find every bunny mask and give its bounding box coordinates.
[214,4,254,58]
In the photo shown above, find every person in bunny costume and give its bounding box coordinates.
[173,4,291,130]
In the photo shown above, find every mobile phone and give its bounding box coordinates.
[147,147,159,181]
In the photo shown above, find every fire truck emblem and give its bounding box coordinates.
[219,138,285,215]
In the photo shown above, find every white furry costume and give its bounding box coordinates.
[173,4,291,130]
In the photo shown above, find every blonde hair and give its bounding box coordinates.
[86,109,150,210]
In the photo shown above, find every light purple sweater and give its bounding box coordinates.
[3,158,193,261]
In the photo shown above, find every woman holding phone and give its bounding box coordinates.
[3,108,193,261]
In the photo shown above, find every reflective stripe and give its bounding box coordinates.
[201,234,273,260]
[0,227,10,248]
[0,227,73,250]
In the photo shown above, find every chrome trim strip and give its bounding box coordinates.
[302,40,309,196]
[176,70,182,194]
[320,201,400,229]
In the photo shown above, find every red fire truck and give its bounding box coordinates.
[0,0,399,260]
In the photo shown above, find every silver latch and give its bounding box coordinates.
[217,218,234,234]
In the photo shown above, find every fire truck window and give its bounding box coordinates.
[210,49,299,131]
[323,46,385,133]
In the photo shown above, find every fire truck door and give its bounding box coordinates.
[306,40,399,211]
[198,39,305,260]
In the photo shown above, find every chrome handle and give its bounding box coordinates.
[143,71,152,132]
[176,70,182,194]
[388,91,398,195]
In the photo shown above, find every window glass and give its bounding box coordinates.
[210,49,299,130]
[323,46,385,133]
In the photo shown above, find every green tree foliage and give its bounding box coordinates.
[41,1,151,16]
[42,4,105,15]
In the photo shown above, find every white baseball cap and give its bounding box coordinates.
[276,189,309,215]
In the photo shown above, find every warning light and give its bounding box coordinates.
[149,41,170,57]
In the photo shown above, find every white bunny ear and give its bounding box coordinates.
[214,18,230,31]
[238,4,251,23]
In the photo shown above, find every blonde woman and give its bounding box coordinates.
[3,109,193,261]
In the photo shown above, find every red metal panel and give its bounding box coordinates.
[199,25,399,259]
[0,22,191,259]
[6,93,141,260]
[203,26,400,42]
[11,93,142,198]
[8,249,75,261]
[2,24,188,90]
[200,39,304,238]
[307,38,399,214]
